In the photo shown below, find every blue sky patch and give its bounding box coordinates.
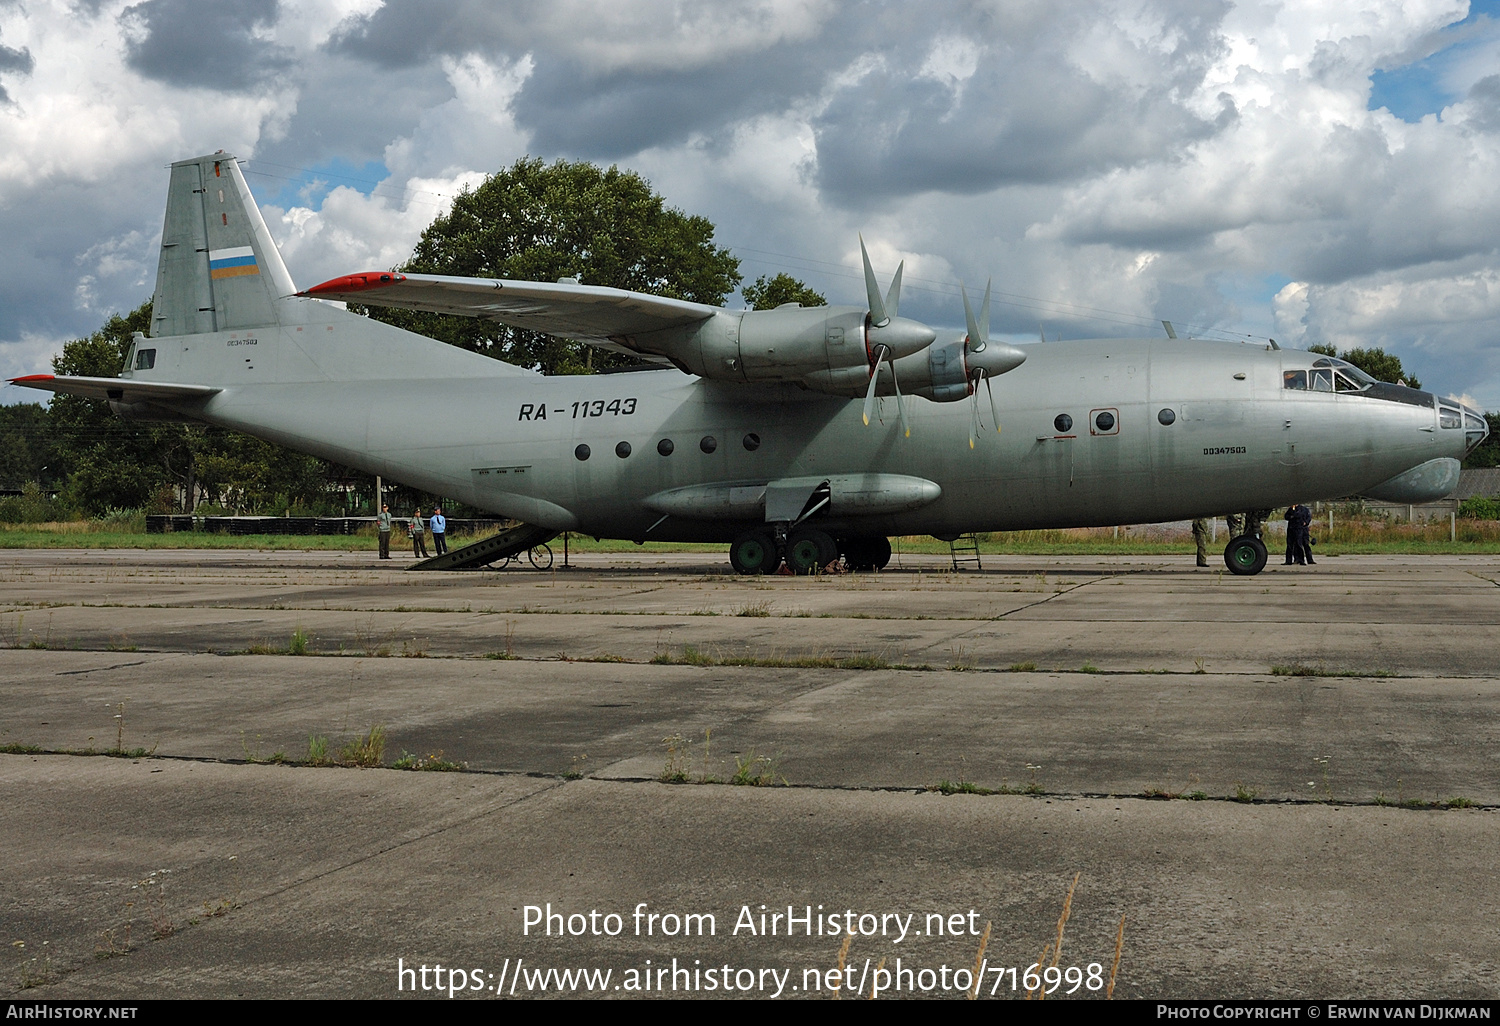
[245,157,392,211]
[1370,1,1500,122]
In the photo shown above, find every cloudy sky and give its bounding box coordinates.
[3,0,1500,408]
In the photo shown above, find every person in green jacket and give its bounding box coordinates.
[377,504,392,560]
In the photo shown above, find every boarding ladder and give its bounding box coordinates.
[407,522,558,571]
[949,533,983,571]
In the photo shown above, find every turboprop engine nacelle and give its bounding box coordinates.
[649,304,937,391]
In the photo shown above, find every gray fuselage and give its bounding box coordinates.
[137,312,1471,542]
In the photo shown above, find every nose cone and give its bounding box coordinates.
[967,340,1027,376]
[868,315,937,359]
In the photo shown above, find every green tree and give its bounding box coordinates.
[742,273,826,310]
[359,158,742,374]
[48,302,182,513]
[42,302,364,516]
[1306,343,1421,390]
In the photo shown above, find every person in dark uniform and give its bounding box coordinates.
[1284,503,1314,564]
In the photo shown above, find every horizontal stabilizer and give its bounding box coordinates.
[300,272,718,345]
[8,375,221,403]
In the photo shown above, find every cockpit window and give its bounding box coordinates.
[1311,356,1376,388]
[1439,402,1462,429]
[1283,370,1307,390]
[1310,368,1334,392]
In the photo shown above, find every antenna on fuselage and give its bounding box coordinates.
[1162,320,1177,339]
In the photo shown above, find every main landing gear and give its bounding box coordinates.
[1223,534,1268,576]
[728,530,892,575]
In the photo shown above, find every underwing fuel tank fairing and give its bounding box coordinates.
[10,152,1488,576]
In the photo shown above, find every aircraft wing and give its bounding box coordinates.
[299,272,720,347]
[8,375,221,403]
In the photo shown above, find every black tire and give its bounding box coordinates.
[1223,534,1268,576]
[786,528,837,574]
[527,544,553,570]
[729,531,780,575]
[840,535,892,572]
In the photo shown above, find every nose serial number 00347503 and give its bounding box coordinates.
[517,398,637,422]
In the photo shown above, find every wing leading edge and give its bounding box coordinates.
[298,272,720,347]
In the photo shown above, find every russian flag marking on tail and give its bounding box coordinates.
[209,246,259,279]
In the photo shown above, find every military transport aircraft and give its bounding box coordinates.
[11,152,1491,575]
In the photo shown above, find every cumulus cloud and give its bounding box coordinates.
[3,0,1500,410]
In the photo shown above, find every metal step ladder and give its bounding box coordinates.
[949,533,983,571]
[407,522,558,571]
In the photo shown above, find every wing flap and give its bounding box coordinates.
[9,375,221,403]
[298,272,718,343]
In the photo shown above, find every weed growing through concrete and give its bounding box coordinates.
[393,749,464,771]
[288,628,310,656]
[1232,782,1258,803]
[735,601,771,617]
[650,644,921,671]
[306,735,333,766]
[339,726,386,767]
[731,749,786,786]
[948,644,974,671]
[1009,661,1038,672]
[660,734,690,783]
[968,920,992,1000]
[1079,661,1101,673]
[564,753,589,780]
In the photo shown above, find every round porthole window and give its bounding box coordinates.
[574,444,591,461]
[615,440,632,459]
[1094,410,1116,432]
[1158,408,1176,425]
[657,438,674,456]
[1054,414,1073,433]
[742,432,761,451]
[700,435,718,454]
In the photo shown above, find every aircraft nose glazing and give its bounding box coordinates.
[1462,402,1490,455]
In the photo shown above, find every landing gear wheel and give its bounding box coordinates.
[729,531,781,575]
[786,528,838,574]
[1223,534,1268,576]
[840,535,892,572]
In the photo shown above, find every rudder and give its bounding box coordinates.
[150,152,296,338]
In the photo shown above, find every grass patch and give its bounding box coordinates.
[338,726,386,767]
[1444,796,1477,809]
[0,742,43,754]
[1232,782,1259,803]
[934,779,994,795]
[1007,661,1038,672]
[735,601,772,617]
[306,734,334,767]
[1271,663,1397,678]
[650,644,924,671]
[287,628,310,656]
[731,750,786,786]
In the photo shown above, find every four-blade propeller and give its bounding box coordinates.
[857,238,1026,444]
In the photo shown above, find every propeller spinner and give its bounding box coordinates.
[859,236,935,435]
[961,280,1026,448]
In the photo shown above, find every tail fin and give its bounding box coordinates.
[150,152,296,338]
